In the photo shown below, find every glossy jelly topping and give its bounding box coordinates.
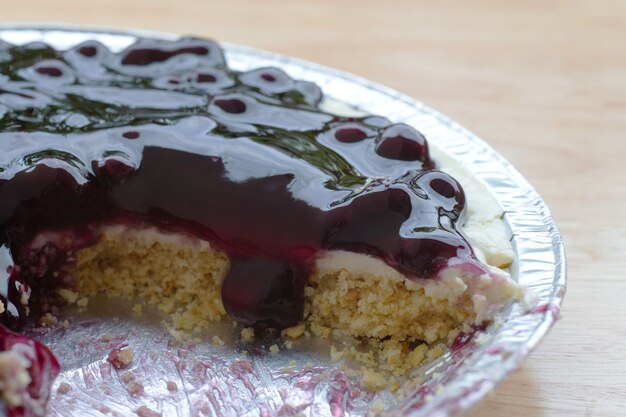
[0,37,473,334]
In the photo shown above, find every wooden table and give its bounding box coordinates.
[2,1,624,416]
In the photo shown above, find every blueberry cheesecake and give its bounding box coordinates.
[0,37,522,416]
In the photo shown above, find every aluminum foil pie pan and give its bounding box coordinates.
[0,25,566,417]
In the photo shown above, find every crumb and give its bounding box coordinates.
[19,291,28,306]
[211,335,225,346]
[76,297,89,308]
[132,304,142,313]
[408,344,427,367]
[120,372,134,384]
[0,302,5,314]
[281,323,305,339]
[99,382,113,396]
[288,359,296,366]
[269,344,280,354]
[61,320,70,329]
[330,345,344,362]
[108,348,134,370]
[57,382,72,395]
[284,340,293,350]
[361,368,387,391]
[240,327,254,341]
[166,380,178,392]
[57,288,79,304]
[136,405,161,417]
[127,380,144,396]
[164,324,185,343]
[426,344,445,361]
[39,313,58,327]
[367,400,385,417]
[100,333,114,342]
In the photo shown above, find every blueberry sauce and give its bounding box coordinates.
[0,36,474,415]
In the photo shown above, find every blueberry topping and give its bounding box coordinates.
[261,73,276,82]
[375,123,431,165]
[94,159,136,185]
[214,98,247,114]
[122,131,140,139]
[334,127,368,143]
[35,66,62,77]
[122,45,209,66]
[415,170,466,216]
[77,45,97,57]
[222,257,305,329]
[196,73,216,83]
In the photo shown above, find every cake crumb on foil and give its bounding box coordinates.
[108,347,134,370]
[39,313,58,327]
[281,323,305,339]
[57,288,79,304]
[127,380,144,396]
[166,380,178,392]
[361,368,387,390]
[57,382,71,395]
[211,335,225,346]
[240,327,255,341]
[136,405,161,417]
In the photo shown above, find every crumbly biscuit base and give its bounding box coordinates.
[68,226,521,379]
[72,226,229,331]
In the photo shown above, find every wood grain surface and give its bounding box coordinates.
[1,1,624,416]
